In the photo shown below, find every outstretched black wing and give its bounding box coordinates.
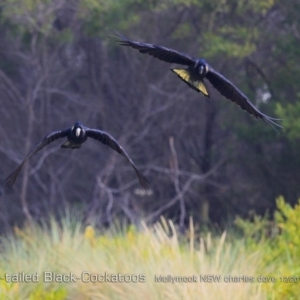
[86,128,149,189]
[205,68,282,129]
[111,31,196,66]
[5,128,70,188]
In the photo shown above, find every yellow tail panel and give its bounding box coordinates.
[171,69,209,97]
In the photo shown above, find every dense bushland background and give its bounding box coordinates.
[0,0,299,230]
[0,1,300,298]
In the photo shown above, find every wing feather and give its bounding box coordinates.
[86,129,149,189]
[205,68,282,128]
[110,31,196,66]
[5,128,70,188]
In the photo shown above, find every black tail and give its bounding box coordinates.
[61,140,81,149]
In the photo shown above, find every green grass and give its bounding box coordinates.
[1,196,300,300]
[0,218,265,299]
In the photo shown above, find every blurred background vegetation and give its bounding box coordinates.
[0,0,299,231]
[1,197,300,299]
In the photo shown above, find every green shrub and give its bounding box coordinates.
[236,196,300,299]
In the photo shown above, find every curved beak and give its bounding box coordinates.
[76,128,81,137]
